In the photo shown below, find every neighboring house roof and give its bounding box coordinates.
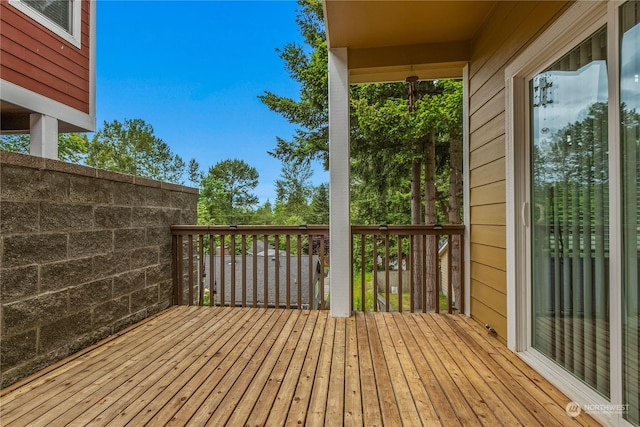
[200,254,323,308]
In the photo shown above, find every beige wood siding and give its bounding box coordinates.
[0,0,91,114]
[467,1,569,343]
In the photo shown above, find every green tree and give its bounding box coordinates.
[188,158,202,187]
[253,200,275,225]
[86,118,185,184]
[275,159,313,218]
[310,183,329,224]
[259,0,328,168]
[0,133,89,163]
[200,159,259,224]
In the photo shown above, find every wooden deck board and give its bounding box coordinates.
[109,307,258,426]
[0,307,601,427]
[403,314,482,425]
[245,311,310,426]
[91,307,253,425]
[306,310,335,427]
[67,307,247,425]
[0,306,191,414]
[355,311,383,427]
[374,313,423,425]
[264,310,318,426]
[284,310,326,426]
[385,313,440,425]
[366,312,403,425]
[392,314,462,426]
[430,314,544,426]
[344,314,363,427]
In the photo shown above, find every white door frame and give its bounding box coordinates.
[505,1,629,425]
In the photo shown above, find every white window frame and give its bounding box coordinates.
[506,1,630,425]
[9,0,82,49]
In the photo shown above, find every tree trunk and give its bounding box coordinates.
[448,135,463,312]
[411,158,423,311]
[424,132,437,311]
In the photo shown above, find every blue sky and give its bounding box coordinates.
[96,1,328,202]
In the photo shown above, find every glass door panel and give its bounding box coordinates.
[530,27,610,397]
[621,1,640,423]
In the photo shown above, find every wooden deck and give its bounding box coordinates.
[0,307,601,426]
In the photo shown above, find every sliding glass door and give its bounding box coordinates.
[530,27,610,398]
[621,1,640,424]
[515,2,640,423]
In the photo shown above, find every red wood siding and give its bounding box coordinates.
[0,0,90,114]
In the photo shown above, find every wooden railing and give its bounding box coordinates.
[351,225,464,313]
[172,225,329,309]
[172,224,464,313]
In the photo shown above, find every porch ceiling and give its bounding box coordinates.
[323,0,498,83]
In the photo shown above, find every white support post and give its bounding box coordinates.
[328,47,351,318]
[29,113,58,159]
[462,64,471,317]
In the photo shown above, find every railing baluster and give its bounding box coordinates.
[252,236,258,308]
[460,233,465,314]
[174,234,182,305]
[220,234,225,307]
[373,235,378,312]
[198,235,204,306]
[360,234,365,312]
[422,234,427,313]
[308,232,313,309]
[274,234,280,309]
[241,235,247,308]
[297,236,302,309]
[434,233,440,314]
[409,235,415,313]
[209,234,214,307]
[399,234,404,313]
[188,234,194,306]
[384,234,390,312]
[286,235,291,309]
[448,234,453,314]
[319,232,325,310]
[263,234,269,308]
[230,234,236,308]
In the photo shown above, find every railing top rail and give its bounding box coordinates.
[171,224,330,235]
[172,224,464,236]
[351,224,464,235]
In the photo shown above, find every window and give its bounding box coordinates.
[23,0,71,32]
[9,0,82,48]
[530,26,610,399]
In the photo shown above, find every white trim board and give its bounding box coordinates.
[462,63,471,317]
[1,79,95,132]
[8,0,82,49]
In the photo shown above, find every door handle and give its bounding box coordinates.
[521,202,529,227]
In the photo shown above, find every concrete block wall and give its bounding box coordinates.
[0,151,198,387]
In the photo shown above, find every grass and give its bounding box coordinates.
[352,271,452,312]
[352,271,376,311]
[201,274,452,312]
